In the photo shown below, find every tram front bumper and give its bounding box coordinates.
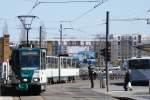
[17,83,41,92]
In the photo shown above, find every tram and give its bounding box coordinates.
[45,55,80,83]
[1,47,47,94]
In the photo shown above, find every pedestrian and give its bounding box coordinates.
[123,69,132,91]
[88,64,94,88]
[93,71,97,80]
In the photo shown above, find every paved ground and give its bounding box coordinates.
[42,79,150,100]
[0,80,118,100]
[41,80,118,100]
[0,79,150,100]
[91,79,150,100]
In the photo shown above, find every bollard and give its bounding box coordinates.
[100,73,105,88]
[102,76,106,88]
[100,74,103,88]
[149,80,150,94]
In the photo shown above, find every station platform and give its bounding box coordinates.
[91,80,150,100]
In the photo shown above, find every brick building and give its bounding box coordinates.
[0,34,11,62]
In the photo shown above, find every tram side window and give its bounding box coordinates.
[54,58,58,68]
[55,58,58,68]
[51,58,55,68]
[63,58,67,68]
[46,58,49,68]
[72,60,76,68]
[53,58,57,68]
[49,58,52,68]
[47,57,58,68]
[67,59,71,68]
[73,59,80,68]
[48,58,51,68]
[60,58,63,68]
[41,52,46,69]
[11,50,20,72]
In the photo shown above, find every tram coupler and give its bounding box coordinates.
[18,83,29,91]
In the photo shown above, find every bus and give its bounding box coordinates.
[123,57,150,82]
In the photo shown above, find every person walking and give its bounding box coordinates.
[88,64,94,88]
[124,69,132,91]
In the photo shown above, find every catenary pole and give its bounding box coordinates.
[106,11,109,92]
[60,24,63,54]
[58,24,63,82]
[39,26,42,48]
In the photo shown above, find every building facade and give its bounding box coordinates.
[17,33,150,67]
[0,34,11,62]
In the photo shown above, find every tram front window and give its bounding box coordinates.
[20,51,40,68]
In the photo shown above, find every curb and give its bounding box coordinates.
[113,96,136,100]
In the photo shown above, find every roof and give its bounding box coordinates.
[18,47,46,51]
[128,56,150,60]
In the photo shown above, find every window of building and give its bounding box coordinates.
[67,41,72,46]
[86,41,91,45]
[134,36,136,40]
[118,36,120,40]
[134,42,136,45]
[80,41,84,46]
[63,41,67,45]
[118,52,121,56]
[72,41,76,46]
[76,41,80,46]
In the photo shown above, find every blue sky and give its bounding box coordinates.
[0,0,150,41]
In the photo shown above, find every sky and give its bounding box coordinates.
[0,0,150,42]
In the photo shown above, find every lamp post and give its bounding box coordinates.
[106,11,109,92]
[59,23,73,55]
[18,15,37,47]
[59,24,63,55]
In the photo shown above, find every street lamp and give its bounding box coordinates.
[18,15,37,47]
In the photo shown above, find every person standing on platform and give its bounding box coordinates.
[88,64,94,88]
[124,69,132,91]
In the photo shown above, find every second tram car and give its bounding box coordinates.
[46,55,79,83]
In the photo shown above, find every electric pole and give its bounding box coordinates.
[58,24,63,83]
[106,11,109,92]
[59,24,63,55]
[39,26,42,48]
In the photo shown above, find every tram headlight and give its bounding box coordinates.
[33,78,40,82]
[22,78,28,82]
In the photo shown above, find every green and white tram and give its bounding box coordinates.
[2,47,47,93]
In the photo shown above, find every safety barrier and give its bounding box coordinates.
[109,74,125,80]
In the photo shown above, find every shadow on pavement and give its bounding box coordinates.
[0,86,41,96]
[113,96,136,100]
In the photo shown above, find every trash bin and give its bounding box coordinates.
[102,75,106,88]
[100,73,106,88]
[149,80,150,94]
